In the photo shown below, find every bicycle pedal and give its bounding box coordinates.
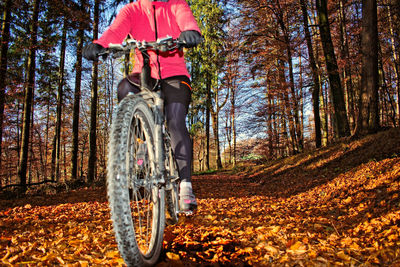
[179,210,195,216]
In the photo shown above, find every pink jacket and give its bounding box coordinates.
[94,0,201,79]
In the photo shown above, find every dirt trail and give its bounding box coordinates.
[1,128,400,266]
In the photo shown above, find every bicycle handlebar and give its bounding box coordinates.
[98,36,185,59]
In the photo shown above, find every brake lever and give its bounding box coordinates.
[97,50,109,61]
[176,40,186,51]
[157,36,174,45]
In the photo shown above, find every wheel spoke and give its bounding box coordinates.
[126,115,156,255]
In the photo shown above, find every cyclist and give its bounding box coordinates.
[83,0,202,213]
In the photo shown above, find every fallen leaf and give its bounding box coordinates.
[166,252,180,260]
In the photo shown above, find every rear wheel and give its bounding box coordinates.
[107,94,165,267]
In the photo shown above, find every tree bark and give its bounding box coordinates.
[320,81,329,145]
[278,58,296,154]
[229,78,237,166]
[71,0,86,181]
[205,72,211,170]
[52,17,67,182]
[386,0,399,126]
[17,0,40,192]
[338,0,356,131]
[279,92,290,157]
[316,0,350,138]
[378,44,397,125]
[357,0,379,134]
[88,0,100,183]
[300,0,322,148]
[393,0,400,125]
[210,75,228,169]
[0,0,12,176]
[211,110,223,169]
[276,4,303,152]
[267,90,274,158]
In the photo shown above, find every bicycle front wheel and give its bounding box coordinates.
[107,94,165,267]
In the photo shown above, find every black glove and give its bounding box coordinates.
[83,43,106,61]
[178,30,202,48]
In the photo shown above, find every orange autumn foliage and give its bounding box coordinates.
[0,128,399,266]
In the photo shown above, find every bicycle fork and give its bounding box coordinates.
[153,96,166,188]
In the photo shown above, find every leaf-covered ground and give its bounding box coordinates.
[1,128,400,266]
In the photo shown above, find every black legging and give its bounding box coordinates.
[165,102,192,182]
[118,74,192,182]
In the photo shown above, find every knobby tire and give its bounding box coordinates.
[107,94,165,267]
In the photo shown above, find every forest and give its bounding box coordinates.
[1,0,400,265]
[0,0,399,191]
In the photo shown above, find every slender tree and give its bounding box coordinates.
[17,0,41,191]
[205,72,211,170]
[52,16,68,182]
[396,0,400,125]
[338,0,356,130]
[300,0,321,148]
[211,81,228,169]
[224,24,241,166]
[187,0,225,170]
[279,58,297,154]
[385,0,399,126]
[0,0,13,175]
[357,0,379,134]
[71,0,86,181]
[88,0,100,183]
[316,0,350,138]
[276,1,303,152]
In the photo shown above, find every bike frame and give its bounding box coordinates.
[103,37,186,266]
[136,54,166,188]
[110,36,182,196]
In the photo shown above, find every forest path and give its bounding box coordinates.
[1,128,400,266]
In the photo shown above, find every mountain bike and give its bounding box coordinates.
[101,37,187,266]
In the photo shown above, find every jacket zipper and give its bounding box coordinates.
[153,5,162,80]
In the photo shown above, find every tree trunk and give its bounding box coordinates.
[277,9,303,153]
[338,0,356,131]
[230,82,237,167]
[393,0,400,126]
[266,84,274,159]
[52,17,67,182]
[71,0,86,181]
[316,0,350,138]
[278,58,296,154]
[386,0,399,126]
[44,93,51,180]
[300,0,322,148]
[17,0,40,192]
[320,81,329,145]
[279,93,290,157]
[0,0,12,175]
[211,110,223,169]
[273,98,279,155]
[357,0,379,134]
[299,55,304,148]
[205,73,211,170]
[88,0,100,184]
[378,44,397,126]
[211,75,228,169]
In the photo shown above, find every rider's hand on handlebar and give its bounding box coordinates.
[178,30,202,48]
[83,43,106,61]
